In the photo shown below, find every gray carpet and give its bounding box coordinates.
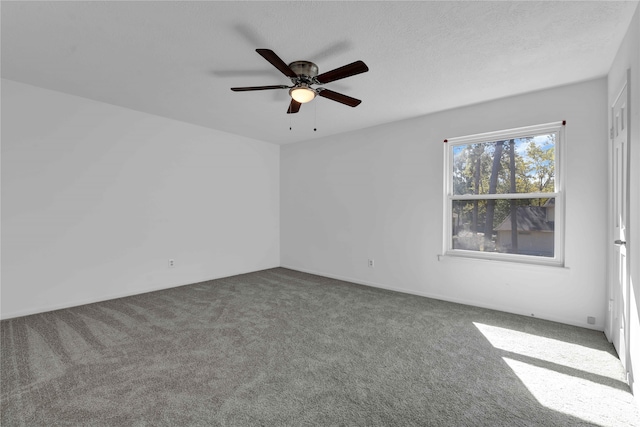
[1,268,638,426]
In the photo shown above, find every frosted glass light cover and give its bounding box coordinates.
[290,87,316,103]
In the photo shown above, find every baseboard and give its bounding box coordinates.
[1,264,280,320]
[4,263,603,332]
[280,264,603,331]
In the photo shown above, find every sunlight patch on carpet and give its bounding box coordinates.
[473,322,640,426]
[502,357,637,426]
[473,322,622,380]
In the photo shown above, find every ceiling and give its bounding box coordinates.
[2,1,638,145]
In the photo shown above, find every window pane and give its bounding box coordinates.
[452,134,556,196]
[451,198,555,257]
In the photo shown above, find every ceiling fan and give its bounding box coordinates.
[231,49,369,114]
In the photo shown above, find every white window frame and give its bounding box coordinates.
[443,121,565,266]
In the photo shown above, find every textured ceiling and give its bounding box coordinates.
[2,1,638,145]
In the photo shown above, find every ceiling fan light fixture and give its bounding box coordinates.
[231,49,367,113]
[289,85,316,103]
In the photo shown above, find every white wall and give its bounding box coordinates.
[282,78,608,330]
[1,79,280,319]
[608,4,640,397]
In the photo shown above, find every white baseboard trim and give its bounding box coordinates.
[4,263,603,333]
[1,264,280,320]
[280,264,603,332]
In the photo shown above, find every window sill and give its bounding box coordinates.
[438,251,569,270]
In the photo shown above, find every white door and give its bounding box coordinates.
[610,77,629,373]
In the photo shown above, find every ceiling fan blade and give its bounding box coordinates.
[317,89,362,107]
[287,99,301,114]
[256,49,297,79]
[231,85,289,92]
[315,60,369,84]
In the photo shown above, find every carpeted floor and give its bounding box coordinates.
[1,268,638,426]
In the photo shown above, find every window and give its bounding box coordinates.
[444,122,565,265]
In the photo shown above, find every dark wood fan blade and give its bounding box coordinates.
[287,99,301,114]
[315,60,368,84]
[317,89,361,107]
[231,85,289,92]
[256,49,297,79]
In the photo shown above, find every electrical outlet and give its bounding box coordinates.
[168,259,175,268]
[587,316,596,325]
[368,259,375,268]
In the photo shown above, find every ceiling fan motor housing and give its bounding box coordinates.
[288,61,319,85]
